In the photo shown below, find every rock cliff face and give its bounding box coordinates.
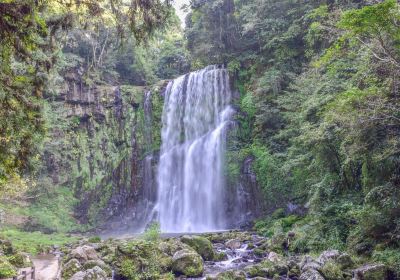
[40,69,164,229]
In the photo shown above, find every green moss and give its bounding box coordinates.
[321,261,345,280]
[271,208,286,219]
[88,236,101,243]
[0,256,17,278]
[117,239,172,280]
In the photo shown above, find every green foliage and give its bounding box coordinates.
[88,236,101,243]
[143,223,161,242]
[249,143,289,208]
[339,0,400,38]
[120,259,138,280]
[321,261,345,280]
[373,248,400,278]
[0,228,77,255]
[185,0,239,64]
[0,256,16,278]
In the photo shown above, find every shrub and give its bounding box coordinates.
[373,248,400,278]
[88,236,101,243]
[143,223,161,242]
[321,261,344,280]
[0,256,16,278]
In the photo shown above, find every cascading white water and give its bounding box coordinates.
[155,65,234,233]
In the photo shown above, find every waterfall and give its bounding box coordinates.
[154,65,234,232]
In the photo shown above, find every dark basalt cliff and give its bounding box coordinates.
[38,68,165,230]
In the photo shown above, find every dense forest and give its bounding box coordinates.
[0,0,400,279]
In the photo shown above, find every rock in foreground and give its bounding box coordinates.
[172,249,204,277]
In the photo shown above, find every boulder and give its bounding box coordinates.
[70,266,107,280]
[320,261,344,280]
[63,258,82,279]
[82,259,112,276]
[267,251,283,263]
[70,247,88,262]
[317,250,340,265]
[244,264,266,278]
[336,253,354,269]
[207,270,246,280]
[299,269,325,280]
[253,248,265,257]
[213,251,228,261]
[181,235,214,260]
[288,266,301,278]
[69,245,99,263]
[244,260,288,278]
[0,240,14,255]
[158,239,191,256]
[353,263,389,280]
[301,255,322,272]
[82,245,99,261]
[225,239,242,250]
[172,249,204,277]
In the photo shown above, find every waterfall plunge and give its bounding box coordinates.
[154,65,234,233]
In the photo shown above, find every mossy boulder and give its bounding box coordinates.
[317,250,340,265]
[0,256,17,278]
[254,248,265,258]
[353,263,389,280]
[225,239,242,250]
[158,239,191,256]
[181,235,214,260]
[116,240,173,278]
[96,242,116,263]
[244,260,288,278]
[70,266,107,280]
[172,249,204,277]
[245,264,266,278]
[213,251,228,261]
[207,270,246,280]
[83,260,112,276]
[321,261,344,280]
[299,269,325,280]
[301,255,322,272]
[336,253,354,269]
[63,258,82,279]
[0,240,15,255]
[288,266,301,278]
[268,233,286,253]
[69,245,99,263]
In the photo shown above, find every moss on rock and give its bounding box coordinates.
[181,235,214,260]
[172,249,204,277]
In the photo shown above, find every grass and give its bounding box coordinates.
[1,186,89,233]
[0,228,79,255]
